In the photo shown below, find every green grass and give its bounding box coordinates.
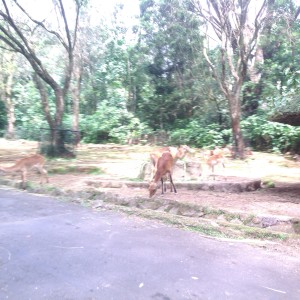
[49,165,104,175]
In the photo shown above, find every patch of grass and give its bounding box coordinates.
[49,166,70,174]
[224,213,240,222]
[223,223,288,241]
[262,180,275,188]
[188,224,226,238]
[242,214,256,225]
[243,228,287,240]
[87,167,104,175]
[49,165,104,175]
[203,207,225,216]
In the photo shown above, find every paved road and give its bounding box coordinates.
[0,187,299,300]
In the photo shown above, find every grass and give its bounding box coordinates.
[73,195,292,243]
[49,165,104,175]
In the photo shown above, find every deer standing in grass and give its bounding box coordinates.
[149,151,177,198]
[0,154,49,189]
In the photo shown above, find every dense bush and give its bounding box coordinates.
[170,120,229,148]
[80,101,151,144]
[169,116,300,154]
[241,115,300,153]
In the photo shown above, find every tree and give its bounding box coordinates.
[190,0,272,158]
[0,0,83,156]
[136,0,209,130]
[260,0,300,121]
[0,48,16,139]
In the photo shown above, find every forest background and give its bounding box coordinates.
[0,0,300,157]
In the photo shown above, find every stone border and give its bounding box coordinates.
[85,178,262,193]
[80,189,298,235]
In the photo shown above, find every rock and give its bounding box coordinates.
[252,217,262,224]
[261,217,278,228]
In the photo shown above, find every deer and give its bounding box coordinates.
[149,151,177,198]
[204,147,231,180]
[0,154,49,189]
[150,145,193,166]
[149,145,194,180]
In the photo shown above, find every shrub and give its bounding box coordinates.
[80,101,151,144]
[241,115,300,153]
[170,120,228,148]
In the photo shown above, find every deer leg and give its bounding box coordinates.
[37,166,49,184]
[169,173,177,194]
[161,178,164,195]
[21,170,27,189]
[211,164,215,180]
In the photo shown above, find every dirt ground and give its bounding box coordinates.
[0,138,300,220]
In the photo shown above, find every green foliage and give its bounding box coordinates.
[80,101,151,144]
[136,0,211,130]
[170,120,228,148]
[262,180,275,188]
[266,69,300,115]
[260,1,300,118]
[1,0,300,158]
[241,115,300,153]
[12,80,50,140]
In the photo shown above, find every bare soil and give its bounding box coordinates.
[0,138,300,220]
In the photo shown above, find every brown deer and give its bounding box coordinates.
[204,147,231,180]
[149,145,194,180]
[0,154,49,189]
[150,145,193,166]
[149,151,177,198]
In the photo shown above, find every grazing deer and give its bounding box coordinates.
[0,154,49,189]
[149,152,177,198]
[150,145,194,180]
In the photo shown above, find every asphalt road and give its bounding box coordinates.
[0,187,299,300]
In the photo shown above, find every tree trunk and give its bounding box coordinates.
[71,61,82,146]
[51,88,71,156]
[228,92,245,159]
[0,53,16,140]
[33,74,71,157]
[5,99,15,140]
[4,71,15,139]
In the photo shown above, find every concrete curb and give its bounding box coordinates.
[1,178,299,235]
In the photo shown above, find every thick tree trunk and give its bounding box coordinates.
[5,99,15,139]
[34,74,71,157]
[4,71,15,139]
[228,92,245,159]
[231,113,245,159]
[51,88,71,156]
[71,62,81,146]
[1,54,16,140]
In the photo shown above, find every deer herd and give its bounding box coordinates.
[0,144,236,196]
